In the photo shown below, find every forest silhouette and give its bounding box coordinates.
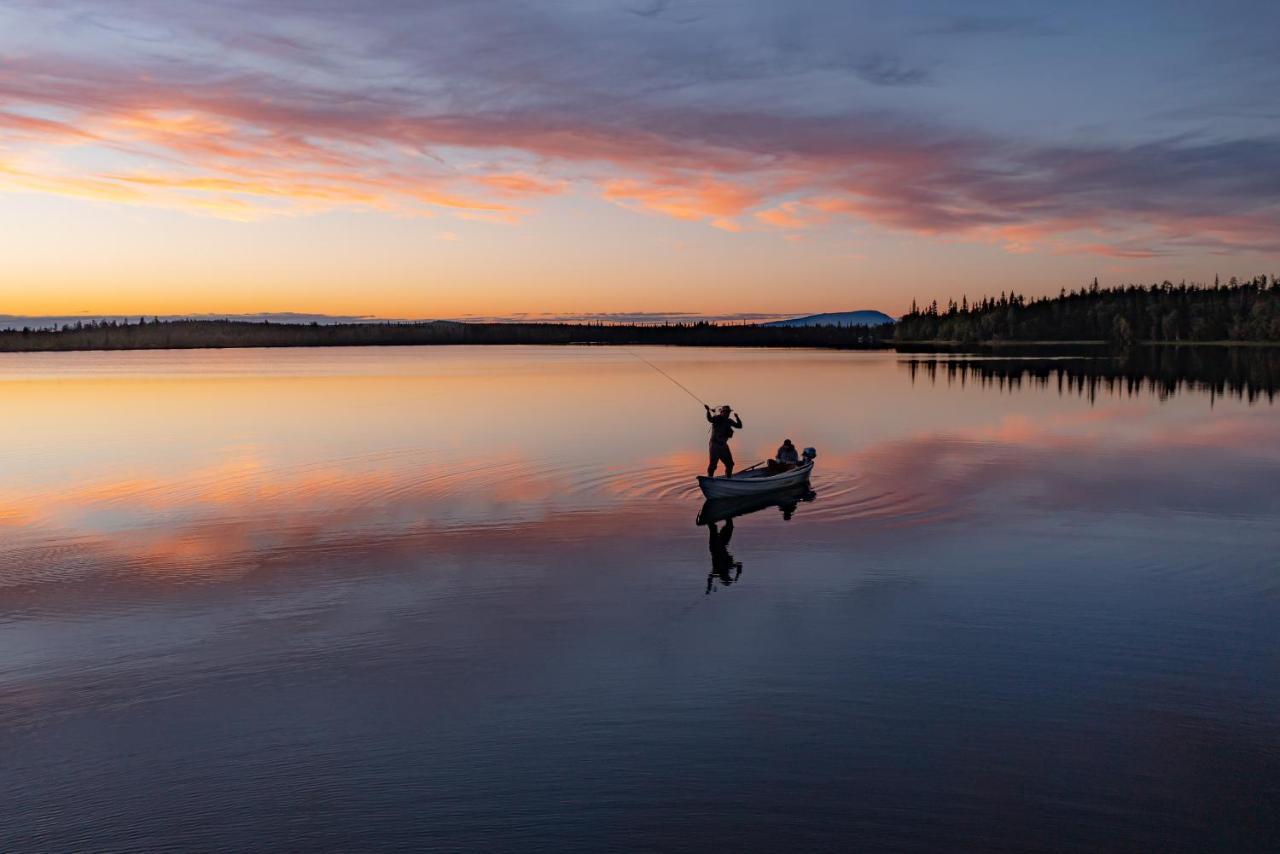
[897,275,1280,344]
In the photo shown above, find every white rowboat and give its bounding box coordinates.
[697,459,814,499]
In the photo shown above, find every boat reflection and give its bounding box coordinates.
[695,487,818,593]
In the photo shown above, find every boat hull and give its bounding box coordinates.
[697,460,814,499]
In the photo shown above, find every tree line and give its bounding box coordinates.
[896,275,1280,344]
[0,318,895,353]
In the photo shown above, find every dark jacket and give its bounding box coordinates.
[707,411,742,443]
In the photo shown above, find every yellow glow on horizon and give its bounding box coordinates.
[0,177,1242,320]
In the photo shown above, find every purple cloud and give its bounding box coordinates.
[0,0,1276,256]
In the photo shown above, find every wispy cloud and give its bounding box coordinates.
[920,15,1055,37]
[0,0,1277,259]
[852,54,932,87]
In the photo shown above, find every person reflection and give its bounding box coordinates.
[698,489,815,594]
[706,518,742,594]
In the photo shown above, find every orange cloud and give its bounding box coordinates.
[602,177,763,223]
[0,45,1276,256]
[477,173,568,196]
[754,203,810,229]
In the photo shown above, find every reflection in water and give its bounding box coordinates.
[697,488,817,593]
[905,346,1280,403]
[3,346,1279,851]
[705,519,741,593]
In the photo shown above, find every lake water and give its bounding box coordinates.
[2,346,1277,851]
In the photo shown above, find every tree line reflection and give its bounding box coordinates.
[904,347,1280,404]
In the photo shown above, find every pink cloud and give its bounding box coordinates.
[602,176,765,222]
[754,201,822,230]
[0,35,1277,257]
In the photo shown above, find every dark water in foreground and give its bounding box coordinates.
[1,347,1277,852]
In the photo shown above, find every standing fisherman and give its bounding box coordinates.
[704,404,743,478]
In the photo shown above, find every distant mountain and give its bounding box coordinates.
[763,310,895,328]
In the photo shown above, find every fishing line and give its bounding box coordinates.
[626,349,710,408]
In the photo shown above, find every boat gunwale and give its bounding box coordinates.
[696,460,814,498]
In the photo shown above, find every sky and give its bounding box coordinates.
[1,0,1279,319]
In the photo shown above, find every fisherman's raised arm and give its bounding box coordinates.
[731,414,743,428]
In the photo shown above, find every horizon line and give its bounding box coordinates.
[0,309,898,328]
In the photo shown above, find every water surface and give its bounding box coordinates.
[2,346,1277,851]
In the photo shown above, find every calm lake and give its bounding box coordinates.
[2,346,1277,851]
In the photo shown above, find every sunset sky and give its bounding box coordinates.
[2,0,1279,319]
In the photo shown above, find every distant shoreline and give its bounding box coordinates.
[4,319,1280,355]
[0,319,894,354]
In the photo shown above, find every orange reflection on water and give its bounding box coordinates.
[2,347,1276,597]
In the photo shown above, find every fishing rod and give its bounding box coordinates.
[626,349,712,409]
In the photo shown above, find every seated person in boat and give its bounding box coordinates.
[767,439,800,473]
[705,404,743,477]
